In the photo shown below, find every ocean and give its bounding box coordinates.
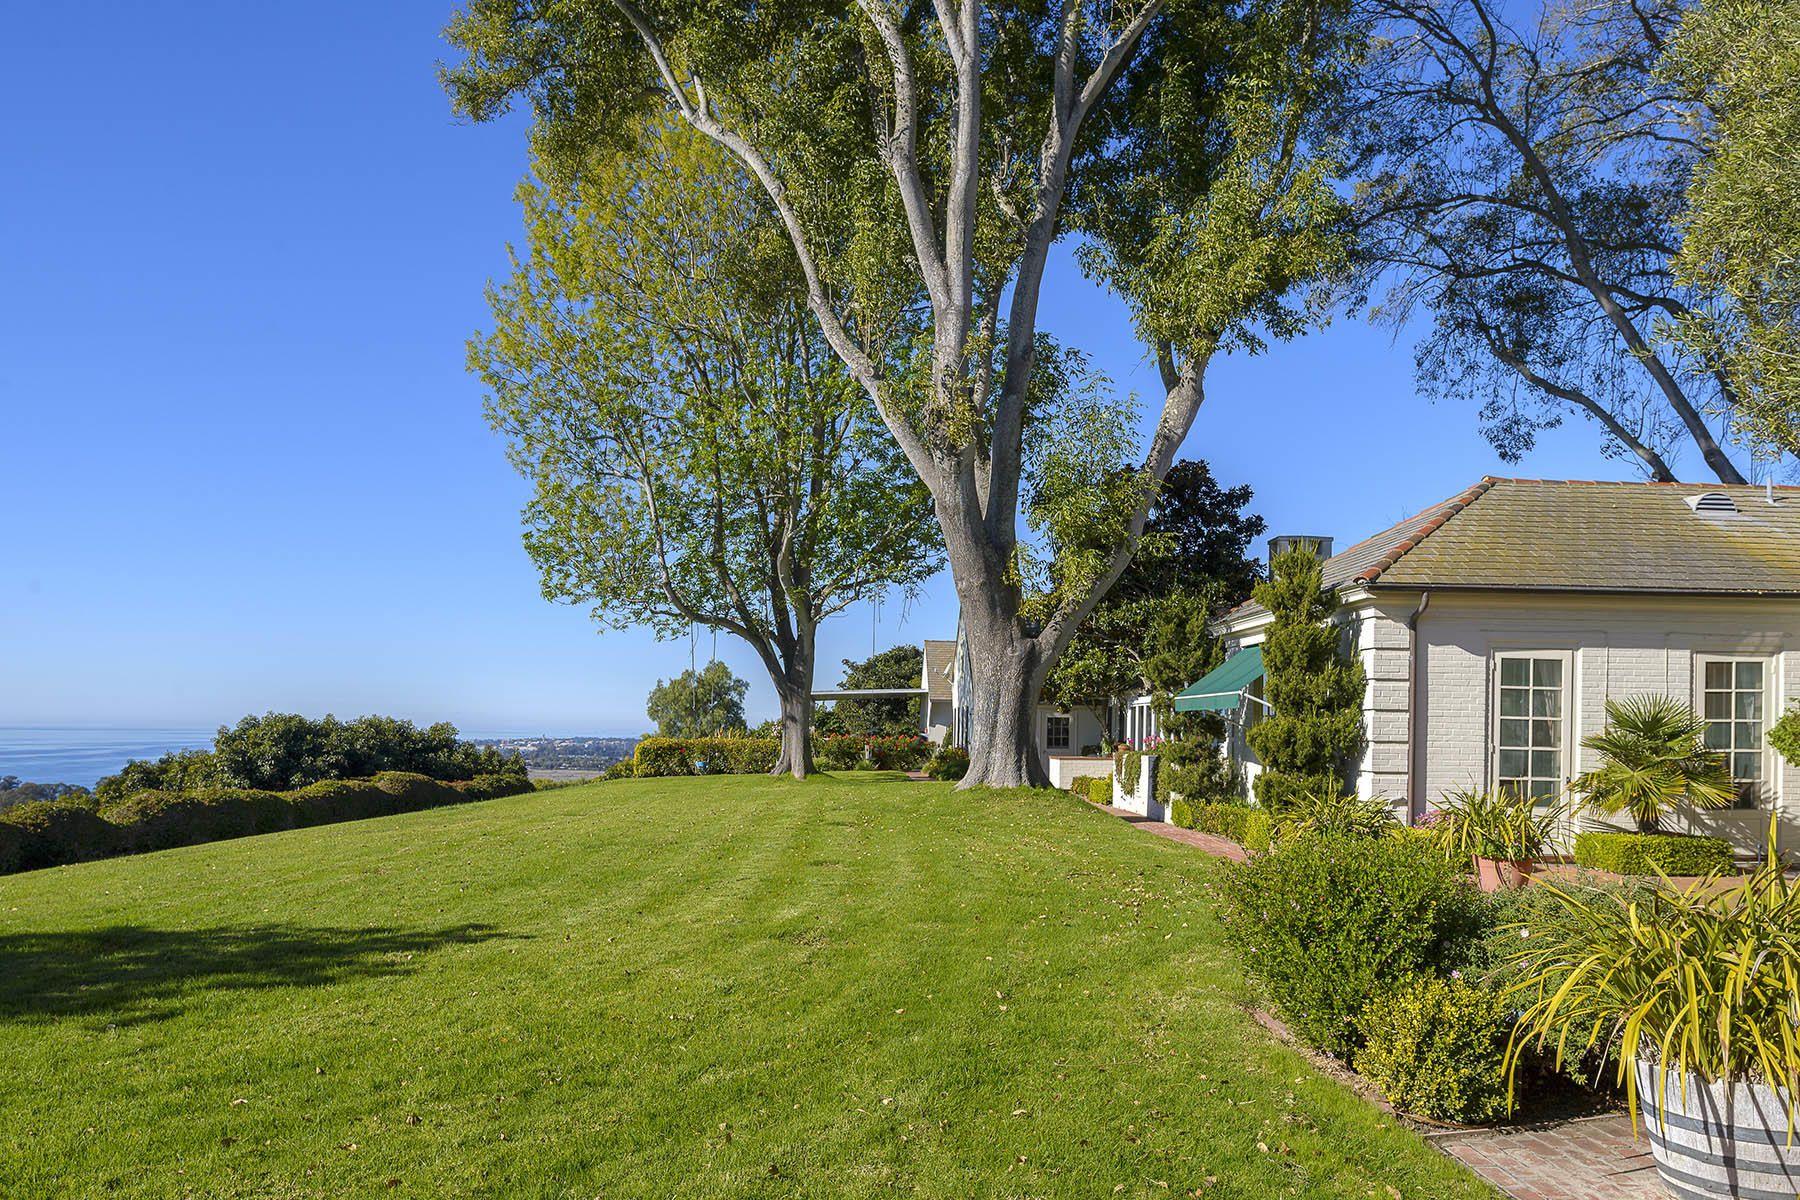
[0,725,220,789]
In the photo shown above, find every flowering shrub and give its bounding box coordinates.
[865,734,930,770]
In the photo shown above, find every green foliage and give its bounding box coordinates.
[0,777,91,814]
[1426,787,1559,861]
[1044,462,1264,713]
[1086,777,1113,806]
[1278,791,1397,842]
[95,714,525,802]
[863,735,930,771]
[1114,748,1143,789]
[631,737,781,778]
[1764,699,1800,767]
[1573,695,1735,832]
[925,745,970,782]
[1356,976,1511,1124]
[817,645,924,737]
[1662,0,1800,460]
[1219,836,1483,1055]
[646,662,750,738]
[0,772,538,876]
[1244,544,1364,809]
[813,734,866,771]
[1186,802,1275,853]
[1502,825,1800,1131]
[601,760,636,781]
[1571,831,1735,877]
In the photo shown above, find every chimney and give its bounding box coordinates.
[1268,535,1333,562]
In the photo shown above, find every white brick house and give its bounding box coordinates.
[1193,478,1800,853]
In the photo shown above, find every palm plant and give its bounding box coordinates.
[1573,695,1735,833]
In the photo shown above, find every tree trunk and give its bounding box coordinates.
[956,600,1051,791]
[770,666,816,781]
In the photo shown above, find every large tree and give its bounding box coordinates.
[1351,0,1747,483]
[1661,0,1800,459]
[444,0,1358,788]
[474,124,941,778]
[817,644,926,737]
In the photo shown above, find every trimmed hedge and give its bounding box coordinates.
[0,771,536,876]
[1571,830,1734,876]
[632,736,781,778]
[1218,835,1484,1056]
[1084,777,1111,805]
[1174,801,1273,853]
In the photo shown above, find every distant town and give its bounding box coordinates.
[471,735,639,777]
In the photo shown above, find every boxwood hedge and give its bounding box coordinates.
[1571,830,1734,876]
[631,737,781,777]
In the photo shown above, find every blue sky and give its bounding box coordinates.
[0,2,1670,735]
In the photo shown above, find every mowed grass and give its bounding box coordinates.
[0,774,1493,1199]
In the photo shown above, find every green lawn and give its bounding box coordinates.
[0,774,1493,1198]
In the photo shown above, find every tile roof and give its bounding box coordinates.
[922,639,957,702]
[1225,477,1800,623]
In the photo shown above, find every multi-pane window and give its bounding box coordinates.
[1045,714,1071,751]
[1496,656,1564,802]
[1701,660,1765,807]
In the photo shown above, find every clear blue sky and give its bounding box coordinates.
[0,2,1669,736]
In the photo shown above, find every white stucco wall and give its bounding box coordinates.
[1412,591,1800,853]
[1047,755,1114,790]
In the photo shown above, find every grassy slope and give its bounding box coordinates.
[0,775,1492,1199]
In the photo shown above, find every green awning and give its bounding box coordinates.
[1173,646,1264,713]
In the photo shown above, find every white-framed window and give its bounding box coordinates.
[1699,657,1768,808]
[1494,653,1567,802]
[1045,714,1071,751]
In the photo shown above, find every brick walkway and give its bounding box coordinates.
[1429,1117,1664,1200]
[1097,806,1248,861]
[1099,803,1672,1200]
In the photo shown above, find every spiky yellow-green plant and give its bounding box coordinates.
[1428,787,1561,861]
[1500,820,1800,1135]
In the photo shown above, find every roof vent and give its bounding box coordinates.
[1685,492,1738,514]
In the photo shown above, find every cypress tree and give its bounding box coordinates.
[1244,545,1365,808]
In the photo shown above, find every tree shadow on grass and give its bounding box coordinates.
[0,923,519,1027]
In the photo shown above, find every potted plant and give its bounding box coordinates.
[1573,695,1736,832]
[1502,822,1800,1197]
[1427,787,1557,891]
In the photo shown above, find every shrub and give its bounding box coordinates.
[1085,776,1112,805]
[812,734,865,771]
[289,779,392,826]
[1187,802,1273,852]
[865,734,929,771]
[926,745,969,781]
[1356,976,1512,1124]
[1218,836,1483,1056]
[1170,796,1196,828]
[374,771,457,812]
[0,800,116,871]
[1571,830,1734,876]
[99,789,292,853]
[458,772,537,801]
[602,759,635,781]
[631,736,781,777]
[1114,748,1143,787]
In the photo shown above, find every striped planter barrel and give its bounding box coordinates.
[1634,1059,1799,1198]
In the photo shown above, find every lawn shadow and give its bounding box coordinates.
[0,922,518,1026]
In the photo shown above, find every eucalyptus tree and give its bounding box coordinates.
[1350,0,1747,483]
[1661,0,1800,459]
[445,0,1358,788]
[473,125,942,778]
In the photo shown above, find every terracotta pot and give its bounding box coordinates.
[1473,855,1536,892]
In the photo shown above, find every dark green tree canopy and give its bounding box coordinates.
[647,661,750,737]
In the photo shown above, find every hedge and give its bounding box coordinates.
[1571,831,1735,876]
[1084,776,1111,805]
[1172,800,1273,853]
[632,736,781,778]
[0,771,536,876]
